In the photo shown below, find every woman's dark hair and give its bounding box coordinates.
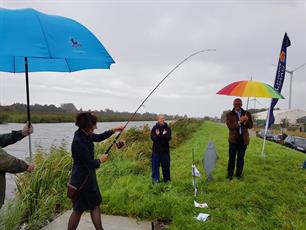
[75,112,98,130]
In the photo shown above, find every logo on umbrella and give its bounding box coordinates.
[70,37,82,48]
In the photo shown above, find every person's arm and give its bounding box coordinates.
[161,127,171,141]
[151,126,160,141]
[0,131,24,148]
[0,148,28,173]
[73,141,101,169]
[91,130,114,142]
[226,113,239,130]
[0,124,33,148]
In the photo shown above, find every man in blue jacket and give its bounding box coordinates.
[151,114,171,183]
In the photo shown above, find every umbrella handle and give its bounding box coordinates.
[25,57,32,161]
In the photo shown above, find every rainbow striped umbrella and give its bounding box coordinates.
[217,80,285,99]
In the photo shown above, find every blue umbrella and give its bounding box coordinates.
[0,8,115,159]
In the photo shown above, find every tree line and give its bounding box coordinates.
[0,103,184,123]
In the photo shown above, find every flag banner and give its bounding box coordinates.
[268,33,291,128]
[192,164,201,177]
[194,200,208,208]
[195,213,210,222]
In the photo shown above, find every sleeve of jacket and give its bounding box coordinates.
[226,113,239,130]
[91,130,114,142]
[245,112,253,129]
[72,141,100,169]
[0,131,24,148]
[0,148,28,173]
[151,126,160,141]
[162,127,171,141]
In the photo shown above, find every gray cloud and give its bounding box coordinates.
[0,0,305,117]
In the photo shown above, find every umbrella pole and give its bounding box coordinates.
[242,97,250,126]
[24,57,32,161]
[246,97,249,110]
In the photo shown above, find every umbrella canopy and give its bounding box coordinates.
[0,8,114,72]
[217,80,285,99]
[0,8,115,159]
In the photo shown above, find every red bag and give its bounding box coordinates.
[67,173,89,202]
[67,183,78,202]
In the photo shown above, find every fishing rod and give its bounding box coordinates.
[105,49,216,154]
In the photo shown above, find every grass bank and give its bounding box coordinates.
[0,146,71,230]
[0,121,305,229]
[98,121,306,229]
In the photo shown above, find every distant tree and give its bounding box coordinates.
[60,103,78,113]
[203,116,211,121]
[0,103,184,122]
[12,103,27,112]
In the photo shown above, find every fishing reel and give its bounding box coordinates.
[115,140,125,149]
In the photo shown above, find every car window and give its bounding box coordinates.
[295,138,306,146]
[285,136,293,142]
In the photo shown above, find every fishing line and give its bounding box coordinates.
[105,49,216,154]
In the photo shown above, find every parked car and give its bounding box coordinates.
[272,133,288,144]
[283,135,306,153]
[256,129,274,140]
[272,134,282,143]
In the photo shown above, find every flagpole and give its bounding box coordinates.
[261,33,291,162]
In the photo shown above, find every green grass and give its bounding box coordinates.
[0,146,71,230]
[98,121,306,230]
[0,121,305,230]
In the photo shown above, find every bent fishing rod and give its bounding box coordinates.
[105,49,216,154]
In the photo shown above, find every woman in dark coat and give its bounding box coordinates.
[68,112,123,230]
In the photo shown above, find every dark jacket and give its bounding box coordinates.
[0,131,28,173]
[70,128,114,212]
[0,130,28,208]
[226,108,253,145]
[151,122,171,154]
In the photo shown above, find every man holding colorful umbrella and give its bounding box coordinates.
[226,98,253,181]
[217,80,285,180]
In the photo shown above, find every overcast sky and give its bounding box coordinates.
[0,0,305,118]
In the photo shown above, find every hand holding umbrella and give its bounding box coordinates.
[217,80,285,159]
